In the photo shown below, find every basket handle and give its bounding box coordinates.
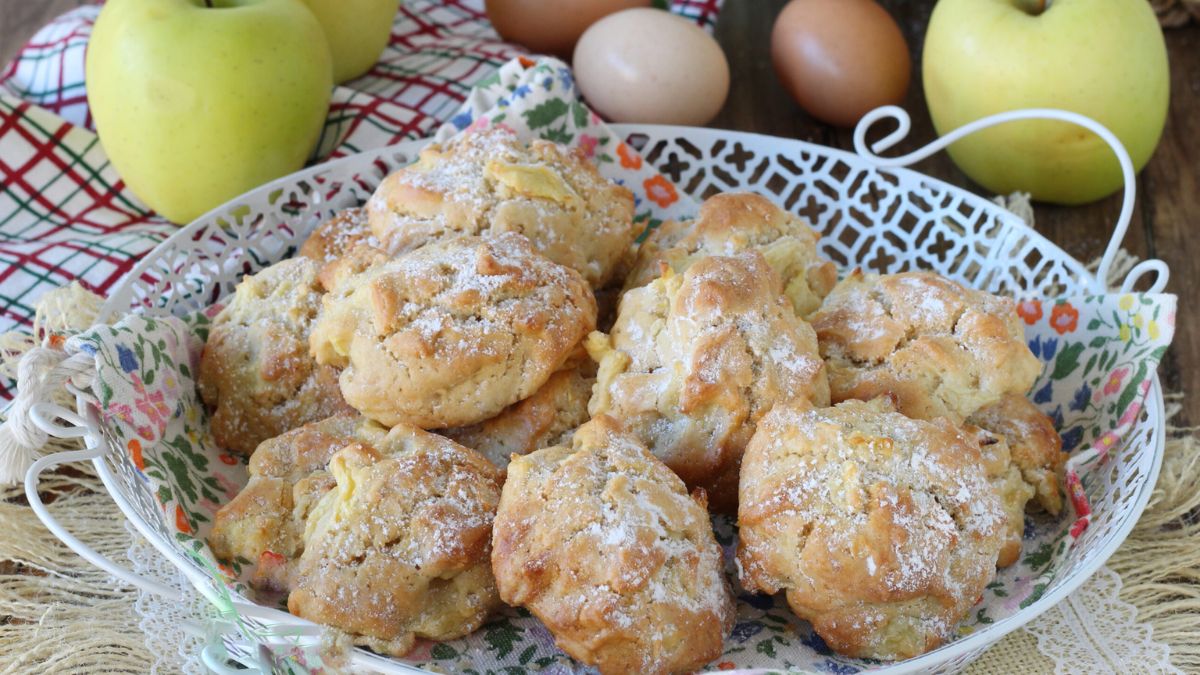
[19,376,330,654]
[851,105,1170,295]
[23,401,183,600]
[2,344,181,598]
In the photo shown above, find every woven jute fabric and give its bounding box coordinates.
[967,629,1055,673]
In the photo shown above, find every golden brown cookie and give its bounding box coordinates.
[967,426,1036,568]
[737,398,1007,661]
[298,207,386,289]
[310,232,597,428]
[366,128,638,288]
[289,425,503,656]
[968,393,1067,515]
[198,258,355,455]
[207,414,385,581]
[588,251,829,511]
[810,270,1041,423]
[492,415,735,675]
[443,357,595,471]
[625,192,837,316]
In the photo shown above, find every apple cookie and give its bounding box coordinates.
[310,232,596,428]
[207,413,386,587]
[959,424,1035,568]
[491,415,735,675]
[625,192,837,316]
[198,257,355,455]
[365,127,638,288]
[442,354,595,471]
[587,251,829,511]
[968,393,1067,515]
[298,207,385,290]
[290,424,503,657]
[810,270,1041,423]
[737,398,1007,660]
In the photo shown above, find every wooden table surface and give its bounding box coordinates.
[3,0,1197,423]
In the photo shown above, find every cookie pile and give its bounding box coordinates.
[204,129,1067,672]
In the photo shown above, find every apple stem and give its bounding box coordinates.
[1017,0,1048,15]
[204,0,213,6]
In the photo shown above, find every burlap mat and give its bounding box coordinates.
[2,275,1196,673]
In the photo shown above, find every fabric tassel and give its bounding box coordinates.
[0,348,95,484]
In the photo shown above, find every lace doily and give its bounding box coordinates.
[130,525,1180,675]
[1025,565,1181,674]
[127,523,207,675]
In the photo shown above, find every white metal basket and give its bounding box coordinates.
[24,108,1170,674]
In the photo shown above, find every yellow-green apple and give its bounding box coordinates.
[87,0,333,224]
[303,0,400,84]
[923,0,1169,205]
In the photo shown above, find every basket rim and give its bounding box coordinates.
[103,124,1106,320]
[93,125,1166,673]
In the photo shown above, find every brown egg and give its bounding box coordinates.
[771,0,911,127]
[486,0,652,58]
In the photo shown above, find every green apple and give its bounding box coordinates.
[87,0,333,224]
[923,0,1169,205]
[303,0,400,84]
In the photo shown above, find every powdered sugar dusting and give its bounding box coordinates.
[811,270,1041,423]
[366,127,637,288]
[304,208,380,263]
[738,399,1006,656]
[291,433,500,651]
[495,419,733,673]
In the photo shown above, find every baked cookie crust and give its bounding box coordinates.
[737,398,1006,660]
[311,232,596,428]
[492,415,735,675]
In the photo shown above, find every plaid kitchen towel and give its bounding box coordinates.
[0,0,722,397]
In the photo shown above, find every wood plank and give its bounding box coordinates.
[1140,25,1199,414]
[0,0,91,66]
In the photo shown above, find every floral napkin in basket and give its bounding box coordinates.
[55,58,1178,673]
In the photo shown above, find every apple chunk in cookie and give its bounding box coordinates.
[310,232,596,429]
[207,413,386,579]
[624,191,837,317]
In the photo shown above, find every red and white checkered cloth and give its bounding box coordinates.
[0,0,722,367]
